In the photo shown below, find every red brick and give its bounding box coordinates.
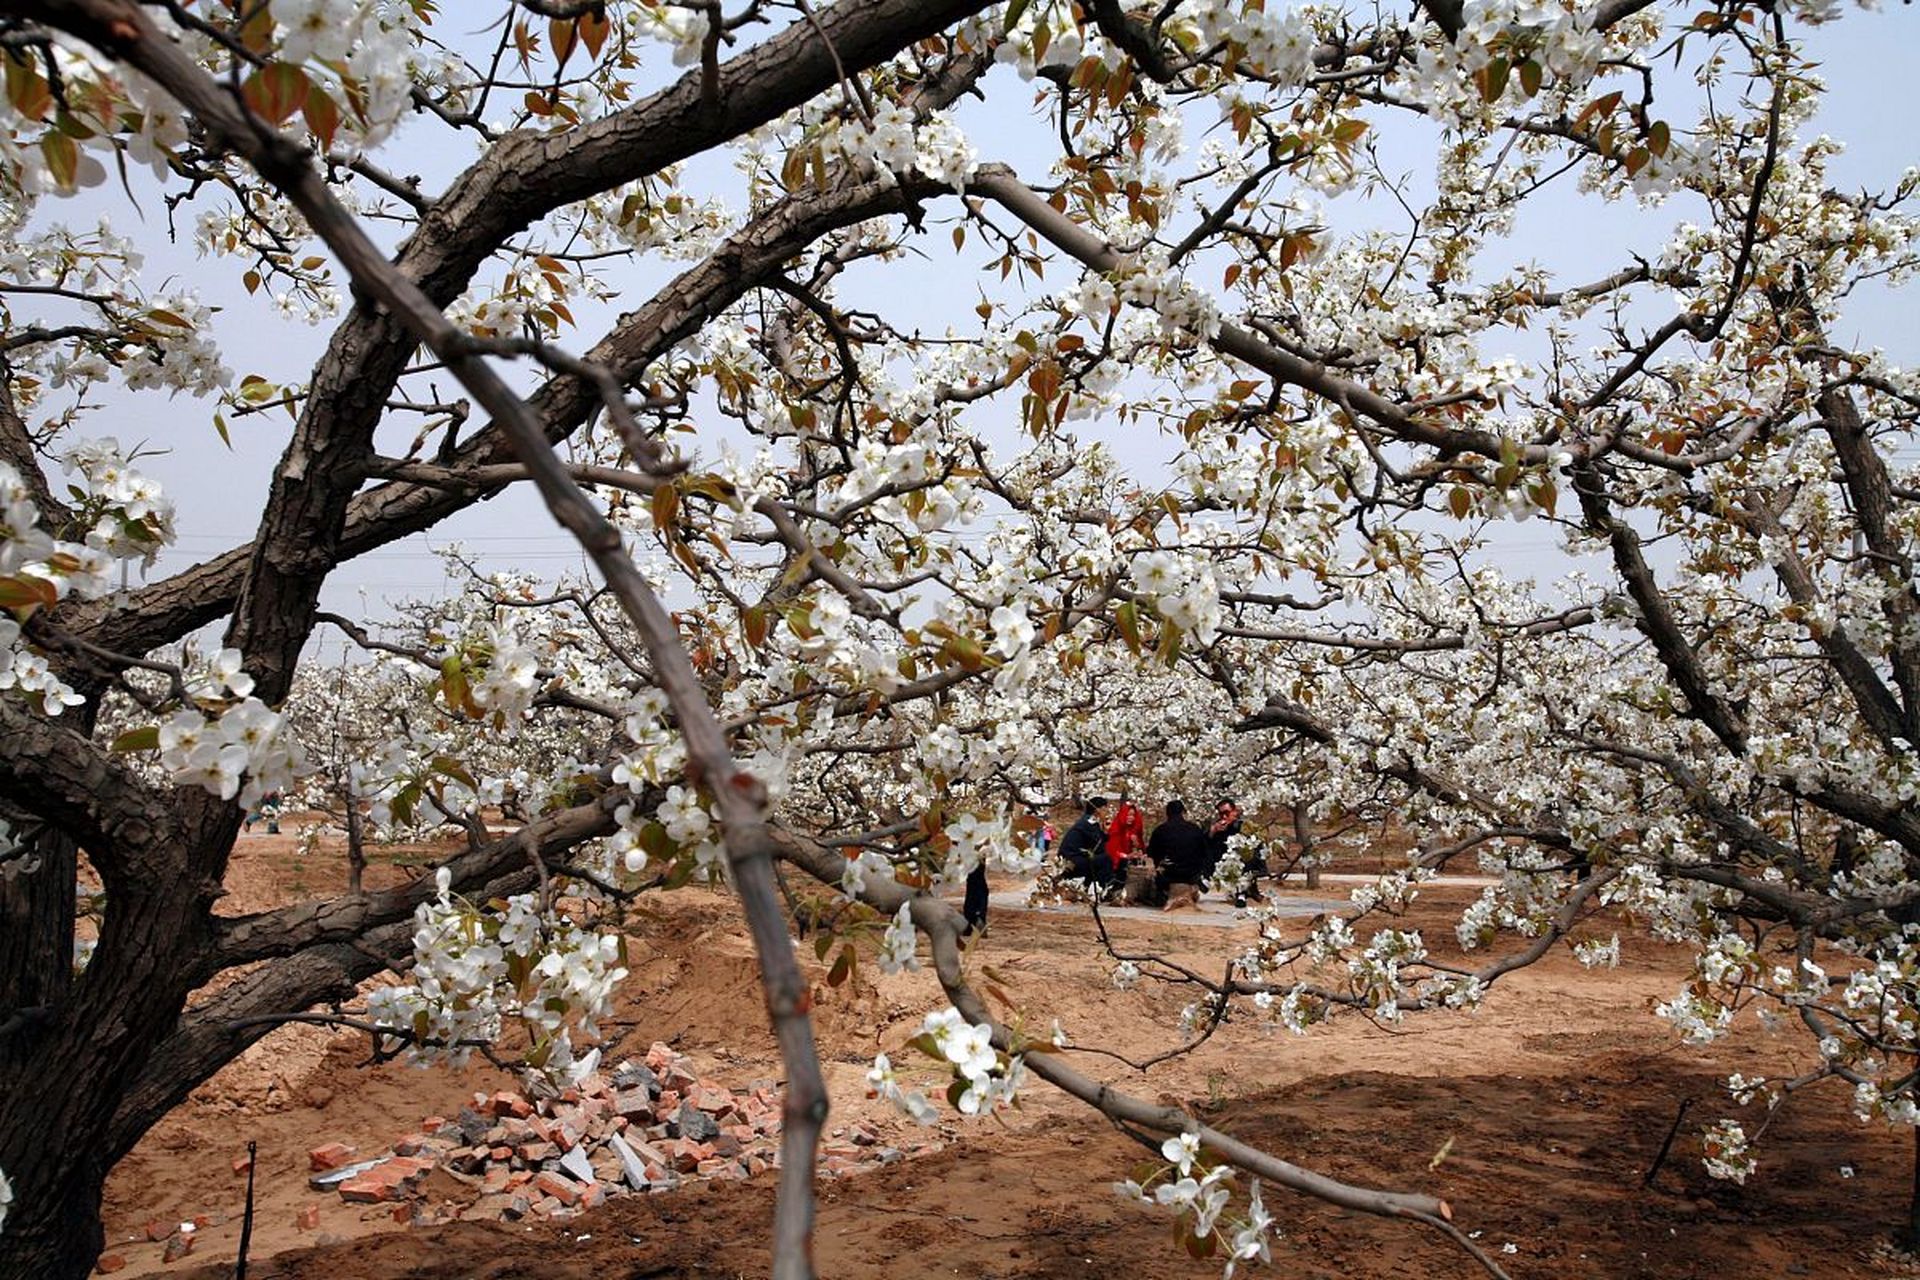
[532,1170,581,1206]
[360,1163,407,1190]
[232,1153,253,1175]
[392,1133,429,1156]
[666,1139,712,1172]
[308,1142,356,1172]
[390,1202,414,1224]
[337,1179,391,1203]
[296,1204,321,1231]
[94,1255,127,1274]
[142,1220,172,1243]
[161,1234,195,1264]
[420,1115,447,1133]
[491,1091,532,1119]
[489,1144,512,1161]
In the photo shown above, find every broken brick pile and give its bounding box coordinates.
[303,1042,910,1225]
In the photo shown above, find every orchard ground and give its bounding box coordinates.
[98,827,1917,1279]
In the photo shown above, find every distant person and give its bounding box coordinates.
[1206,798,1248,903]
[1147,799,1209,909]
[1105,793,1145,882]
[1058,797,1110,886]
[243,791,283,835]
[1030,809,1055,858]
[963,859,990,938]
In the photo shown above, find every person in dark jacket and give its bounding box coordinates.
[1205,798,1247,901]
[963,859,991,938]
[1057,797,1110,886]
[1147,800,1209,906]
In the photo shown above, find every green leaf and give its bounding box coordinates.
[391,780,422,827]
[640,821,675,863]
[431,754,478,789]
[304,89,341,151]
[241,62,311,126]
[0,573,59,611]
[5,55,51,122]
[1479,56,1509,104]
[1003,0,1033,32]
[741,603,769,649]
[1115,600,1141,653]
[439,654,474,717]
[111,726,160,753]
[39,132,78,191]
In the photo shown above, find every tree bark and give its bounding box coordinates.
[1294,800,1319,889]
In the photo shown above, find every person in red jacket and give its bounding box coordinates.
[1105,793,1145,883]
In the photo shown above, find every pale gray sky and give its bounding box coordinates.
[22,6,1920,661]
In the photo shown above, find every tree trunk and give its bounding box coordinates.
[0,830,76,1060]
[0,1138,109,1280]
[1294,802,1319,889]
[1907,1124,1920,1248]
[344,782,366,897]
[0,879,206,1280]
[0,829,91,1278]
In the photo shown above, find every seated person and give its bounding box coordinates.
[1057,797,1111,885]
[1146,799,1208,909]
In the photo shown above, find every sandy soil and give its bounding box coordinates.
[96,831,1920,1279]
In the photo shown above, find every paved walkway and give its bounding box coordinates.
[974,870,1499,930]
[982,881,1351,930]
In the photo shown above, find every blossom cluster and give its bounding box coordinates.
[1114,1131,1276,1277]
[867,1007,1027,1122]
[2,445,181,715]
[155,660,307,808]
[1128,548,1225,646]
[364,868,627,1080]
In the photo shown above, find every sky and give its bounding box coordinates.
[18,3,1920,662]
